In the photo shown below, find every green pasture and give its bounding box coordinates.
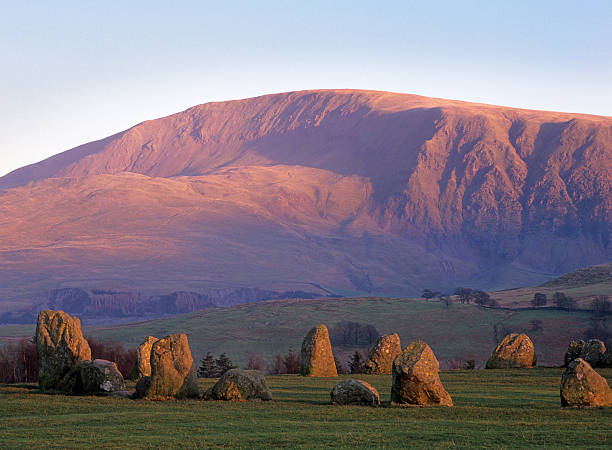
[0,368,610,448]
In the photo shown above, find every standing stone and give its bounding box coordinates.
[35,309,92,390]
[485,333,536,369]
[580,339,606,368]
[364,333,401,374]
[204,369,272,401]
[330,379,380,406]
[130,336,159,380]
[300,325,337,377]
[391,340,453,407]
[144,333,199,399]
[58,359,126,395]
[560,358,612,407]
[564,339,586,366]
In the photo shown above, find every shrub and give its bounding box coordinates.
[86,336,136,378]
[0,338,37,383]
[282,347,300,374]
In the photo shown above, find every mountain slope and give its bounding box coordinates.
[0,89,610,314]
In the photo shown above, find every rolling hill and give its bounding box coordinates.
[0,89,610,319]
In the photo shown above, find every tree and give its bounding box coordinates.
[266,354,284,375]
[592,296,611,316]
[454,287,473,304]
[282,347,300,374]
[422,289,441,300]
[245,353,263,371]
[328,321,380,346]
[334,356,346,375]
[215,352,236,376]
[532,293,547,307]
[348,350,364,374]
[198,352,217,378]
[472,290,492,306]
[553,292,575,311]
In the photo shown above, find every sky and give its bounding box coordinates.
[1,1,611,177]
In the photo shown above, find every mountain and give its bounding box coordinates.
[0,89,610,319]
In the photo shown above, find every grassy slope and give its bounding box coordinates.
[1,369,611,448]
[492,263,612,308]
[85,297,597,367]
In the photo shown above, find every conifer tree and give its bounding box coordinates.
[215,352,236,376]
[198,351,217,378]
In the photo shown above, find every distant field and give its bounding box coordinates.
[1,296,606,368]
[0,369,610,448]
[76,298,603,367]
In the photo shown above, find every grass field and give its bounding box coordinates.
[0,297,603,368]
[1,368,610,448]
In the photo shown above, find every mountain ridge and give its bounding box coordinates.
[0,89,610,315]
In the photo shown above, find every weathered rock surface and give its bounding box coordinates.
[560,358,612,407]
[58,359,126,395]
[581,339,607,368]
[391,340,453,407]
[204,369,272,401]
[364,333,401,374]
[485,333,536,369]
[144,334,199,399]
[330,379,380,406]
[564,339,586,366]
[130,336,159,380]
[300,325,337,377]
[35,309,92,390]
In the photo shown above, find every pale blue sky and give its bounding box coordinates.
[1,1,611,177]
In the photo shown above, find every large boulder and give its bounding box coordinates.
[204,369,272,401]
[130,336,159,380]
[58,359,126,395]
[485,333,536,369]
[560,358,612,407]
[143,333,199,399]
[581,339,606,368]
[564,339,586,366]
[391,340,453,407]
[330,379,380,406]
[35,309,92,390]
[300,325,337,377]
[364,333,401,374]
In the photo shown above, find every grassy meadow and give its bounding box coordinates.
[1,368,610,448]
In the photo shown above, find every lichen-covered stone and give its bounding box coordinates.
[560,358,612,407]
[580,339,606,368]
[130,336,159,380]
[145,334,199,399]
[485,333,536,369]
[204,369,272,401]
[330,379,380,406]
[300,325,337,377]
[564,339,586,366]
[58,359,126,395]
[364,333,401,375]
[35,309,92,390]
[391,340,453,407]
